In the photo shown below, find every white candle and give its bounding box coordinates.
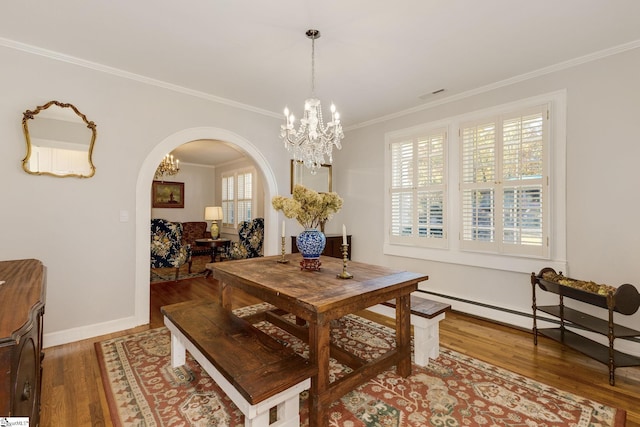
[342,224,347,245]
[282,220,285,238]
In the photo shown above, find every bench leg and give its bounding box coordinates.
[273,395,301,427]
[413,313,445,367]
[170,332,186,368]
[245,410,269,427]
[244,394,300,427]
[366,304,447,367]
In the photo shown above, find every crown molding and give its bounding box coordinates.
[2,36,639,131]
[347,39,640,131]
[0,37,281,120]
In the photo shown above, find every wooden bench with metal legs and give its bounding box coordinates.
[162,301,316,427]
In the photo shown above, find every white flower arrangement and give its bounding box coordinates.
[272,184,343,230]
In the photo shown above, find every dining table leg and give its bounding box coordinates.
[308,318,330,427]
[219,281,233,311]
[396,293,412,377]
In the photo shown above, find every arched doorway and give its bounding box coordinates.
[134,127,278,325]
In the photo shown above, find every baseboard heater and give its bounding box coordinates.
[414,289,640,345]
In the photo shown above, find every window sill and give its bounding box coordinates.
[383,243,567,274]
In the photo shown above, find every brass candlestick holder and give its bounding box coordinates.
[336,243,353,279]
[277,236,289,263]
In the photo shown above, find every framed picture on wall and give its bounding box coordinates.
[152,181,184,208]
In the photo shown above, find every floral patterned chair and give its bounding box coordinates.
[151,218,192,281]
[227,218,264,260]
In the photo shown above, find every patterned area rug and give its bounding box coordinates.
[96,304,625,427]
[150,256,210,283]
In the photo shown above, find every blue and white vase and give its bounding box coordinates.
[296,228,326,259]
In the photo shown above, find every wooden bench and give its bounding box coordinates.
[368,295,451,366]
[161,301,316,427]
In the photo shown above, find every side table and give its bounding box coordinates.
[195,238,231,263]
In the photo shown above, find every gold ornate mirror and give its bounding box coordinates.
[22,100,97,178]
[290,160,332,193]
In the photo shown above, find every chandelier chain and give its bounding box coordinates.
[310,32,316,96]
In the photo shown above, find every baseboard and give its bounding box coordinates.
[43,316,142,348]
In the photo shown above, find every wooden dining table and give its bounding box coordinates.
[211,254,428,427]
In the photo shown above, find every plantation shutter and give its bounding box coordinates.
[237,171,253,223]
[390,128,447,247]
[460,105,548,257]
[461,121,496,249]
[221,175,234,226]
[501,110,545,252]
[391,140,414,237]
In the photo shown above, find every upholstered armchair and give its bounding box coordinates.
[227,218,264,260]
[151,218,192,280]
[181,221,211,258]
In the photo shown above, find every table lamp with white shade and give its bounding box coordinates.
[205,206,223,239]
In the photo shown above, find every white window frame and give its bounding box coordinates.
[221,167,256,229]
[384,90,567,274]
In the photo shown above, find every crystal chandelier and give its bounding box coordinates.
[281,29,344,174]
[154,153,180,180]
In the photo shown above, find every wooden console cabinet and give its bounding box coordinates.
[0,259,46,425]
[291,234,351,259]
[531,267,640,385]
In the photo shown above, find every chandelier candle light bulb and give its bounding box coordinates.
[155,153,180,180]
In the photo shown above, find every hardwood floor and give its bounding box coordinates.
[39,275,640,426]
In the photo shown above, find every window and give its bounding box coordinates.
[221,175,235,227]
[460,106,548,257]
[236,171,253,223]
[221,169,255,228]
[389,126,447,248]
[384,91,566,273]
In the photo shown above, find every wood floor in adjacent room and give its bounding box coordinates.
[40,275,640,426]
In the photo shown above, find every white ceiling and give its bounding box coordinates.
[171,139,247,167]
[2,1,640,166]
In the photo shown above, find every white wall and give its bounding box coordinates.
[3,42,639,355]
[335,47,640,355]
[151,163,216,223]
[0,45,283,346]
